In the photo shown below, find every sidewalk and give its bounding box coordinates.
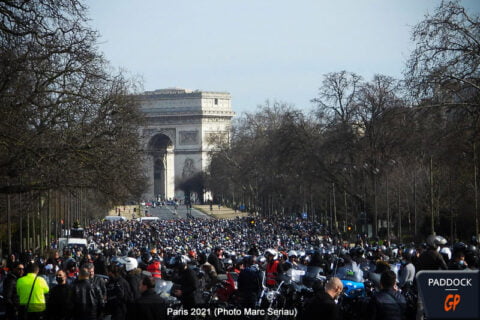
[107,205,141,219]
[193,205,248,219]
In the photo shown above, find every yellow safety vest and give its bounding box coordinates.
[16,273,50,312]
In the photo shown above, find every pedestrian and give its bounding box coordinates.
[368,270,407,320]
[71,267,104,320]
[129,275,165,320]
[16,262,50,320]
[46,270,74,320]
[303,277,343,320]
[4,262,24,320]
[85,263,107,308]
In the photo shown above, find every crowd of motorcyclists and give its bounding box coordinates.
[1,214,479,320]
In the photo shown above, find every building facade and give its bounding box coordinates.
[138,88,234,202]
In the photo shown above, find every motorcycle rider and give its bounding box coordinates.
[208,246,226,274]
[264,249,280,288]
[146,251,162,279]
[105,263,133,320]
[172,255,202,308]
[448,250,468,270]
[237,255,262,308]
[416,235,447,271]
[398,248,416,289]
[283,250,301,271]
[123,257,142,301]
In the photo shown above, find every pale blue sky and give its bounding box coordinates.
[85,0,479,114]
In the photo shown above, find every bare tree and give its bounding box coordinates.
[405,0,480,100]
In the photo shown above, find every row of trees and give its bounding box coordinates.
[0,0,147,255]
[206,1,480,242]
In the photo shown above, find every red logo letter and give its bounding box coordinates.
[444,294,461,312]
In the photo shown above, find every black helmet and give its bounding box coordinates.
[453,242,467,254]
[173,255,189,269]
[141,252,152,264]
[471,236,478,245]
[403,248,416,261]
[357,247,365,256]
[243,255,255,266]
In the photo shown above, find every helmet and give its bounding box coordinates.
[403,248,416,261]
[243,255,255,266]
[123,257,138,272]
[436,236,447,246]
[264,249,278,259]
[427,235,447,248]
[349,247,357,256]
[453,242,467,254]
[288,250,298,258]
[173,255,190,269]
[471,236,478,245]
[357,247,365,256]
[440,247,452,261]
[141,252,152,264]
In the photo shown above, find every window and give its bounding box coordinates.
[214,98,218,105]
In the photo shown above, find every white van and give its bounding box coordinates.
[139,216,160,223]
[58,237,88,253]
[104,216,127,222]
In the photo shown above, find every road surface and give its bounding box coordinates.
[144,204,212,220]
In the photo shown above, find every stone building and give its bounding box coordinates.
[137,88,235,202]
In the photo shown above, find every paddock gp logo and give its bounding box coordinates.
[416,271,479,319]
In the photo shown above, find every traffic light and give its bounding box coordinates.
[249,218,255,227]
[347,224,353,231]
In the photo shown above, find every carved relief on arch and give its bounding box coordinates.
[182,158,196,178]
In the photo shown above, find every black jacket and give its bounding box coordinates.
[71,279,104,320]
[173,267,201,308]
[368,288,407,320]
[303,290,340,320]
[3,272,19,307]
[237,266,262,307]
[207,253,225,274]
[106,276,133,320]
[416,249,447,271]
[130,289,165,320]
[46,283,74,320]
[90,275,107,303]
[125,272,142,301]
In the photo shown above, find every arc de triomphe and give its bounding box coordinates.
[137,88,235,201]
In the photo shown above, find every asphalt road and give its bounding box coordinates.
[144,204,212,220]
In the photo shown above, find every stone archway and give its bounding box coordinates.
[147,133,174,201]
[138,88,235,202]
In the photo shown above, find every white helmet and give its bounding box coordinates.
[440,247,452,261]
[264,248,278,259]
[288,250,298,258]
[123,257,138,272]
